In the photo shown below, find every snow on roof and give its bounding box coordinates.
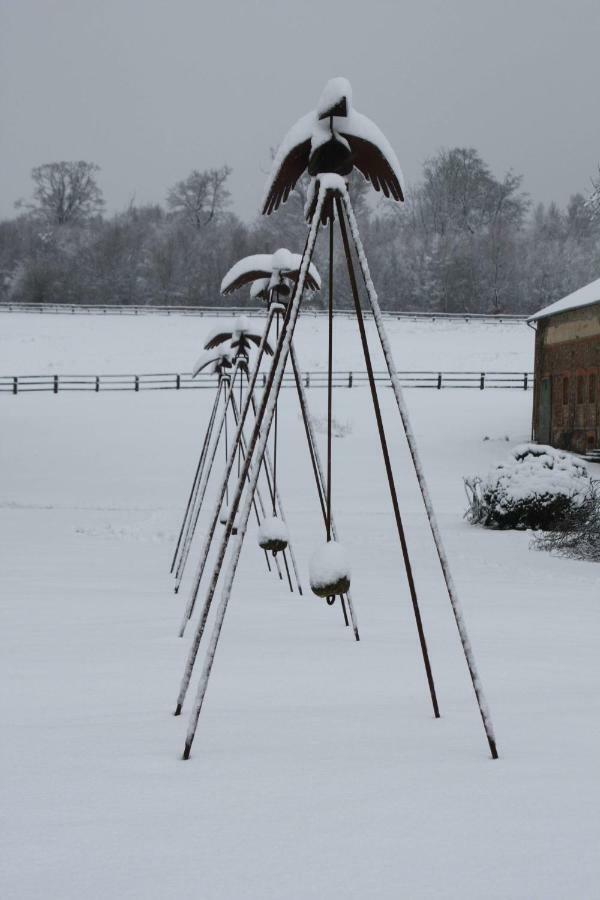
[528,276,600,322]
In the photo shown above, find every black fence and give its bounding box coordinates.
[0,370,534,395]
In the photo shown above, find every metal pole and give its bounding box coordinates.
[175,306,278,636]
[340,188,498,759]
[179,189,324,753]
[171,379,223,574]
[243,364,303,596]
[173,364,241,590]
[335,195,440,719]
[290,343,359,639]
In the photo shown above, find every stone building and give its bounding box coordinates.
[529,278,600,454]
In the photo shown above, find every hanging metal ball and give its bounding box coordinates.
[257,516,289,554]
[309,541,351,598]
[219,504,239,536]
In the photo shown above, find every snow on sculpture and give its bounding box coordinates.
[257,515,289,554]
[309,541,351,598]
[220,250,321,297]
[262,76,405,217]
[176,78,499,764]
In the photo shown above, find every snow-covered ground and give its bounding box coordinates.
[1,313,598,899]
[0,311,532,373]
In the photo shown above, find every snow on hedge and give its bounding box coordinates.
[465,443,591,530]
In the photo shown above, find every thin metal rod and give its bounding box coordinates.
[290,342,360,639]
[340,189,498,757]
[327,220,334,541]
[243,364,303,596]
[180,191,323,755]
[175,306,278,644]
[174,365,241,590]
[229,388,284,584]
[335,195,440,719]
[170,379,222,574]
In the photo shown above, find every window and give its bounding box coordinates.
[562,377,569,405]
[577,375,584,404]
[589,373,597,404]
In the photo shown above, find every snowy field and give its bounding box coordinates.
[0,310,532,374]
[1,313,599,899]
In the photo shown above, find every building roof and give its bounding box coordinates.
[528,276,600,322]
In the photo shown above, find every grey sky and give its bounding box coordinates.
[1,0,599,222]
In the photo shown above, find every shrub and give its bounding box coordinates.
[533,483,600,561]
[464,443,591,530]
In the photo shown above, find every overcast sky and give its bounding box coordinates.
[1,0,599,222]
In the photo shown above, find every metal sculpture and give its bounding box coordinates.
[171,322,303,639]
[177,78,499,763]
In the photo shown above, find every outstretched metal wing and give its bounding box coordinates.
[261,111,313,216]
[340,110,405,202]
[192,348,232,378]
[221,254,275,295]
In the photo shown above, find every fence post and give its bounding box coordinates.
[480,373,485,390]
[53,375,58,394]
[437,373,442,390]
[176,374,181,390]
[262,373,266,388]
[523,373,528,390]
[305,372,310,388]
[13,377,17,395]
[348,372,353,388]
[134,375,139,392]
[95,376,99,393]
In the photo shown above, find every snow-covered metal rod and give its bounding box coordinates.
[174,306,278,649]
[170,379,223,574]
[289,343,360,640]
[340,187,498,759]
[228,389,286,586]
[174,363,241,590]
[243,368,303,596]
[181,188,325,757]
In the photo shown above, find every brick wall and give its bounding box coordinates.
[533,307,600,452]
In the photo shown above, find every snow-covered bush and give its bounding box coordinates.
[533,484,600,561]
[464,443,591,530]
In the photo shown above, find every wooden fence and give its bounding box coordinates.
[0,302,530,323]
[0,370,534,395]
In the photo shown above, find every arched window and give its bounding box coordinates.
[577,375,584,404]
[562,376,569,405]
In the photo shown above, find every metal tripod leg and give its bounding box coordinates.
[175,305,279,637]
[179,189,324,755]
[171,378,223,575]
[338,189,498,758]
[289,342,360,639]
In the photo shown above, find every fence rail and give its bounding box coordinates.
[0,302,530,323]
[0,370,534,395]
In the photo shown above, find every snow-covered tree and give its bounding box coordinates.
[18,161,104,226]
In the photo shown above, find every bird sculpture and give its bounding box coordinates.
[221,249,321,299]
[262,77,405,221]
[202,316,273,363]
[191,347,233,379]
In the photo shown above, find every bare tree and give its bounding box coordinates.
[18,161,105,225]
[167,166,232,229]
[585,165,600,220]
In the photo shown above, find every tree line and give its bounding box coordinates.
[1,152,599,313]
